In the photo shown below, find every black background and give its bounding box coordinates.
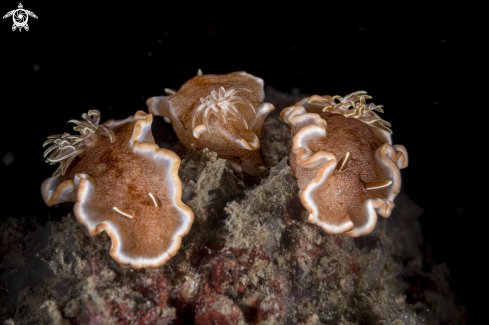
[0,2,483,322]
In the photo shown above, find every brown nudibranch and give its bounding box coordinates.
[41,110,194,268]
[146,71,275,175]
[281,91,408,237]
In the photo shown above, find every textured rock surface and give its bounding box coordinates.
[0,88,465,324]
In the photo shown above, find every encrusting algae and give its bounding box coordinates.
[0,75,465,324]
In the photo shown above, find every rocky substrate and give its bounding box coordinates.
[0,88,466,324]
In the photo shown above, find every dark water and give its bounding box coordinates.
[0,3,481,322]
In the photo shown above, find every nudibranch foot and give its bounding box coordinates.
[282,92,408,237]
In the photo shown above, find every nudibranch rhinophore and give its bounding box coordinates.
[41,110,194,268]
[146,71,275,175]
[281,91,408,237]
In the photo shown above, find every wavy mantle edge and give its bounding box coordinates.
[41,111,194,268]
[281,104,408,237]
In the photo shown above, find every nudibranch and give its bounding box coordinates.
[281,91,408,237]
[41,110,194,268]
[146,71,275,174]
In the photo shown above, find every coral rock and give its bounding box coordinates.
[194,294,244,325]
[2,88,464,325]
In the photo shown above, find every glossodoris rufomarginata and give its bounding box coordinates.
[41,110,194,268]
[146,71,275,175]
[281,91,408,237]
